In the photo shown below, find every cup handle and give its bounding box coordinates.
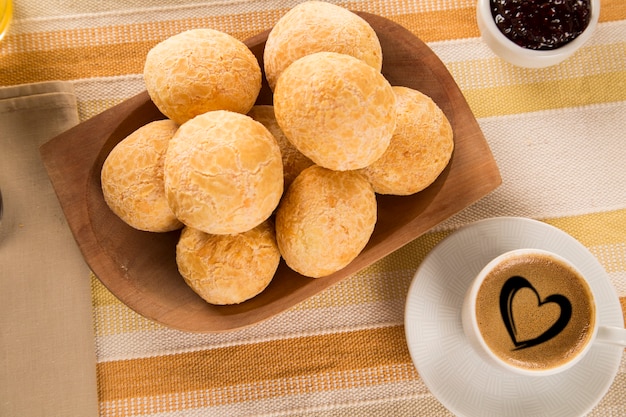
[597,326,626,347]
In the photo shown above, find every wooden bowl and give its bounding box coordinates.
[40,12,501,332]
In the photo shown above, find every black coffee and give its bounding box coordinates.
[476,252,595,371]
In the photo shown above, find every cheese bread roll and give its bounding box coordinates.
[164,110,283,235]
[274,52,396,171]
[101,119,182,232]
[360,86,454,195]
[275,165,376,278]
[144,28,261,125]
[176,222,280,305]
[263,1,382,91]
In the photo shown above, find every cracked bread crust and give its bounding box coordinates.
[247,105,314,189]
[263,1,382,91]
[164,110,283,235]
[101,119,183,232]
[144,28,262,125]
[176,221,280,305]
[275,165,377,278]
[274,52,396,171]
[360,86,454,195]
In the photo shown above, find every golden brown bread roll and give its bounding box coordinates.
[274,52,396,171]
[247,105,314,189]
[275,165,377,278]
[176,221,280,305]
[164,110,283,235]
[263,1,382,91]
[359,86,454,195]
[101,119,183,232]
[143,28,261,125]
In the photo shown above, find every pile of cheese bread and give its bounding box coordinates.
[101,1,454,305]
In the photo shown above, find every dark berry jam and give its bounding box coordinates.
[490,0,592,50]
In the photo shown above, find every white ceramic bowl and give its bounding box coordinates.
[476,0,600,68]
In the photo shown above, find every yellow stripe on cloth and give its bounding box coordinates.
[98,363,421,416]
[465,70,626,118]
[0,14,275,84]
[378,7,479,42]
[96,326,414,400]
[600,0,626,21]
[544,209,626,248]
[447,38,626,118]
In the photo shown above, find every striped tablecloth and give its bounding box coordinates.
[2,0,625,416]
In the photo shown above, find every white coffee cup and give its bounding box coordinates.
[462,248,626,376]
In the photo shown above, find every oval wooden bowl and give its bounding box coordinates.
[40,12,501,332]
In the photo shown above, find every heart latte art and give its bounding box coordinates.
[475,252,595,371]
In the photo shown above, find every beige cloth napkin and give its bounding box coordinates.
[0,81,99,417]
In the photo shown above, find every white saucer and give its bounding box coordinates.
[405,217,624,417]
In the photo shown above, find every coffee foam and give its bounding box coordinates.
[475,253,595,371]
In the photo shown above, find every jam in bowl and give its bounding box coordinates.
[477,0,600,68]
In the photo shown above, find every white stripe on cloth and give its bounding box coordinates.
[98,376,434,417]
[8,0,440,35]
[430,20,626,65]
[94,299,406,362]
[437,100,626,230]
